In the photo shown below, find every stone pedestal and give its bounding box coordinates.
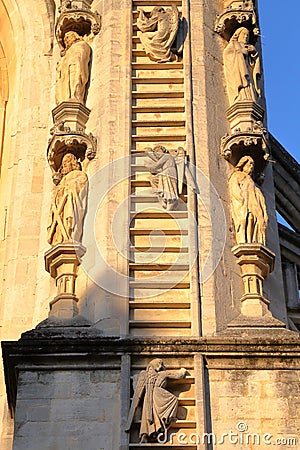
[232,243,275,317]
[52,102,91,132]
[44,243,86,319]
[226,101,264,133]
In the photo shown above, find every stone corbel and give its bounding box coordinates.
[221,125,270,180]
[47,130,97,183]
[232,243,275,317]
[56,0,101,54]
[215,0,259,41]
[45,243,86,319]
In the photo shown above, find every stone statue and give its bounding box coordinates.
[223,27,261,106]
[125,359,187,443]
[228,156,268,245]
[47,153,88,246]
[55,31,91,105]
[137,6,181,62]
[144,145,179,210]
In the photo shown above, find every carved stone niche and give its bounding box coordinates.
[56,0,101,54]
[221,128,269,183]
[215,0,259,41]
[47,130,96,184]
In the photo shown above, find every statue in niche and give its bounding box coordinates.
[137,6,183,62]
[223,27,261,106]
[125,359,187,443]
[55,31,91,105]
[144,145,179,210]
[47,153,88,246]
[228,156,268,245]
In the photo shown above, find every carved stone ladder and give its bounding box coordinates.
[129,0,192,337]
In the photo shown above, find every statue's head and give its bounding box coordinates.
[60,153,81,175]
[231,27,250,44]
[148,358,165,372]
[151,6,165,17]
[236,155,255,175]
[153,145,167,159]
[64,31,82,49]
[177,147,185,158]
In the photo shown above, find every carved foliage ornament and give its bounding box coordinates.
[47,130,96,183]
[221,122,269,178]
[215,0,259,40]
[56,2,101,53]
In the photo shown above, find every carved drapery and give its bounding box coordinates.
[43,0,99,320]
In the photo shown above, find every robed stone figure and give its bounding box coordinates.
[229,156,268,245]
[223,27,261,106]
[55,31,91,105]
[125,359,187,443]
[47,153,88,246]
[137,6,181,62]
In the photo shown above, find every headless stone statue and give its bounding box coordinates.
[55,31,91,105]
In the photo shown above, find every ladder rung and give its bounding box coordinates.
[129,320,191,328]
[132,134,186,142]
[132,106,185,113]
[132,91,184,99]
[130,211,188,219]
[132,62,184,70]
[129,300,190,309]
[130,194,188,203]
[130,246,188,253]
[130,281,190,289]
[132,77,184,84]
[129,263,189,270]
[130,229,188,235]
[133,0,182,6]
[132,120,185,127]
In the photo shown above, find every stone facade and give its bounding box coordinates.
[0,0,299,449]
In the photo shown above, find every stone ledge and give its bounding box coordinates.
[3,331,300,417]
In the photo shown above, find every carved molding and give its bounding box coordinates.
[215,1,259,40]
[47,130,97,179]
[52,101,91,132]
[221,126,269,179]
[232,243,275,317]
[55,6,101,53]
[44,242,86,319]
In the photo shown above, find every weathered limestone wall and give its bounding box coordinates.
[0,1,55,447]
[13,369,121,450]
[208,367,299,449]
